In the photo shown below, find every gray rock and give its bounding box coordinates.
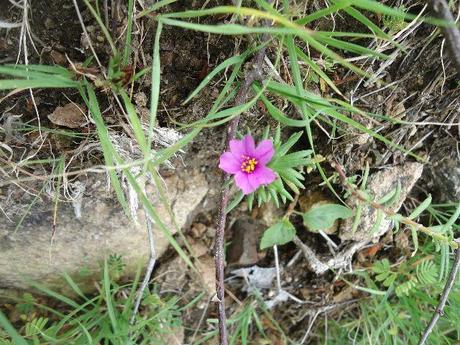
[340,162,423,242]
[428,158,460,202]
[0,169,208,292]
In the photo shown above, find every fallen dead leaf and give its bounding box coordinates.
[357,243,382,263]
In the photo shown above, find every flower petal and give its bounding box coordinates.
[234,172,257,194]
[230,135,256,159]
[252,165,277,186]
[242,135,256,156]
[229,138,245,158]
[219,152,241,174]
[254,139,274,164]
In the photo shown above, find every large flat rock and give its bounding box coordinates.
[0,169,208,292]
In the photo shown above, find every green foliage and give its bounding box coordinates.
[108,254,126,281]
[322,249,460,345]
[371,256,440,297]
[24,317,48,337]
[302,203,353,232]
[320,284,460,345]
[372,259,398,287]
[260,219,296,249]
[0,257,183,345]
[1,1,457,344]
[383,5,408,32]
[197,296,286,345]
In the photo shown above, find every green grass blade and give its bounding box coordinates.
[183,54,245,105]
[81,85,130,216]
[138,0,178,18]
[119,90,148,155]
[293,46,342,95]
[25,281,80,309]
[123,0,135,65]
[103,260,119,333]
[0,310,29,345]
[159,17,296,36]
[296,1,352,25]
[148,20,162,151]
[0,78,78,90]
[62,272,89,301]
[83,0,117,55]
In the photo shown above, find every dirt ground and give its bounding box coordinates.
[1,0,459,343]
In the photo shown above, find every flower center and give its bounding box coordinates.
[241,155,258,174]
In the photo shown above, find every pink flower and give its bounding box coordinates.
[219,135,276,194]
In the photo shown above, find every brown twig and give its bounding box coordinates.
[214,17,272,345]
[130,213,156,325]
[418,241,460,345]
[427,0,460,73]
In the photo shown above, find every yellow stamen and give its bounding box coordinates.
[241,155,258,174]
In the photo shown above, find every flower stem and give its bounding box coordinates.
[214,8,273,344]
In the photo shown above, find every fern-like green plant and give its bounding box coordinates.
[24,317,48,337]
[371,257,440,297]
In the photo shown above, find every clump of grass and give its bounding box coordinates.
[0,256,184,345]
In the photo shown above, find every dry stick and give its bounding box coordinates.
[130,213,156,325]
[418,242,460,345]
[427,0,460,72]
[214,25,272,345]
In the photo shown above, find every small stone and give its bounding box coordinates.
[206,227,216,238]
[195,255,216,296]
[158,326,184,345]
[258,202,283,227]
[339,162,424,242]
[189,238,208,257]
[191,223,207,238]
[44,17,55,29]
[48,103,87,128]
[227,217,264,267]
[134,92,148,107]
[429,158,460,202]
[50,50,67,65]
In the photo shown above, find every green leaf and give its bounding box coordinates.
[372,259,390,274]
[302,204,353,231]
[376,271,390,282]
[408,194,432,220]
[260,219,296,249]
[383,273,397,287]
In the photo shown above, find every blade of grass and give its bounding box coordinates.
[81,85,130,216]
[0,310,29,345]
[147,20,162,155]
[83,0,117,56]
[286,35,344,203]
[103,260,119,334]
[123,0,135,65]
